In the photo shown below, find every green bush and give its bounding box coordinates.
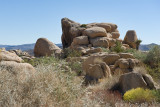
[101,47,110,53]
[123,88,155,103]
[152,89,160,102]
[135,39,142,50]
[145,45,160,68]
[68,61,83,76]
[111,41,124,53]
[145,64,160,81]
[63,48,82,58]
[23,56,60,67]
[124,49,147,62]
[80,24,87,28]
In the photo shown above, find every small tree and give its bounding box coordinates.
[111,41,124,53]
[80,24,87,28]
[145,45,160,68]
[135,39,142,50]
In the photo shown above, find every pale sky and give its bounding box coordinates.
[0,0,160,45]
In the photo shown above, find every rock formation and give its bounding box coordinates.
[82,52,142,83]
[119,72,158,94]
[0,50,23,63]
[61,18,84,48]
[83,27,108,38]
[0,50,36,80]
[0,61,36,76]
[61,18,122,50]
[9,49,35,61]
[123,30,138,49]
[114,58,141,74]
[61,18,139,56]
[34,38,61,57]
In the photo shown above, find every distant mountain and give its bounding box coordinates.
[55,43,63,49]
[0,43,159,52]
[0,43,35,51]
[0,43,62,51]
[139,43,159,51]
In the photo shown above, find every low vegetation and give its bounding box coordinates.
[123,88,156,103]
[144,45,160,67]
[0,63,85,107]
[68,61,83,76]
[123,88,160,103]
[23,56,60,67]
[63,48,82,58]
[124,48,147,62]
[1,44,160,106]
[80,24,87,28]
[135,39,142,50]
[111,41,124,53]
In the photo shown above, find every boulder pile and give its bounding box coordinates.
[61,18,138,55]
[82,52,141,82]
[34,38,62,57]
[119,72,158,94]
[0,49,36,80]
[9,49,35,61]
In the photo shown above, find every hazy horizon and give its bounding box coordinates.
[0,0,160,45]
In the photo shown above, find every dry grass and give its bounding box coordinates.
[0,63,85,107]
[133,67,147,75]
[0,58,160,107]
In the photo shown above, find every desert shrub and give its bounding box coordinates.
[145,64,160,81]
[123,88,155,103]
[0,62,85,107]
[23,56,60,67]
[101,47,110,53]
[135,39,142,50]
[84,74,122,106]
[133,67,147,75]
[144,45,160,68]
[80,24,87,28]
[124,48,147,62]
[88,89,122,106]
[152,89,160,102]
[111,41,124,53]
[68,61,83,76]
[63,48,82,58]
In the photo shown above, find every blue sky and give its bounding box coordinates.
[0,0,160,45]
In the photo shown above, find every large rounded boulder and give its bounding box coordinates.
[90,37,109,48]
[123,30,138,49]
[34,38,61,57]
[103,54,120,65]
[96,23,111,32]
[83,27,108,38]
[87,62,112,79]
[119,72,158,94]
[0,61,36,80]
[111,32,120,39]
[82,55,103,73]
[72,36,89,45]
[0,50,23,63]
[82,55,112,82]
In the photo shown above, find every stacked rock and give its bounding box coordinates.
[123,30,138,49]
[61,18,123,55]
[0,49,36,80]
[61,18,140,52]
[82,52,141,81]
